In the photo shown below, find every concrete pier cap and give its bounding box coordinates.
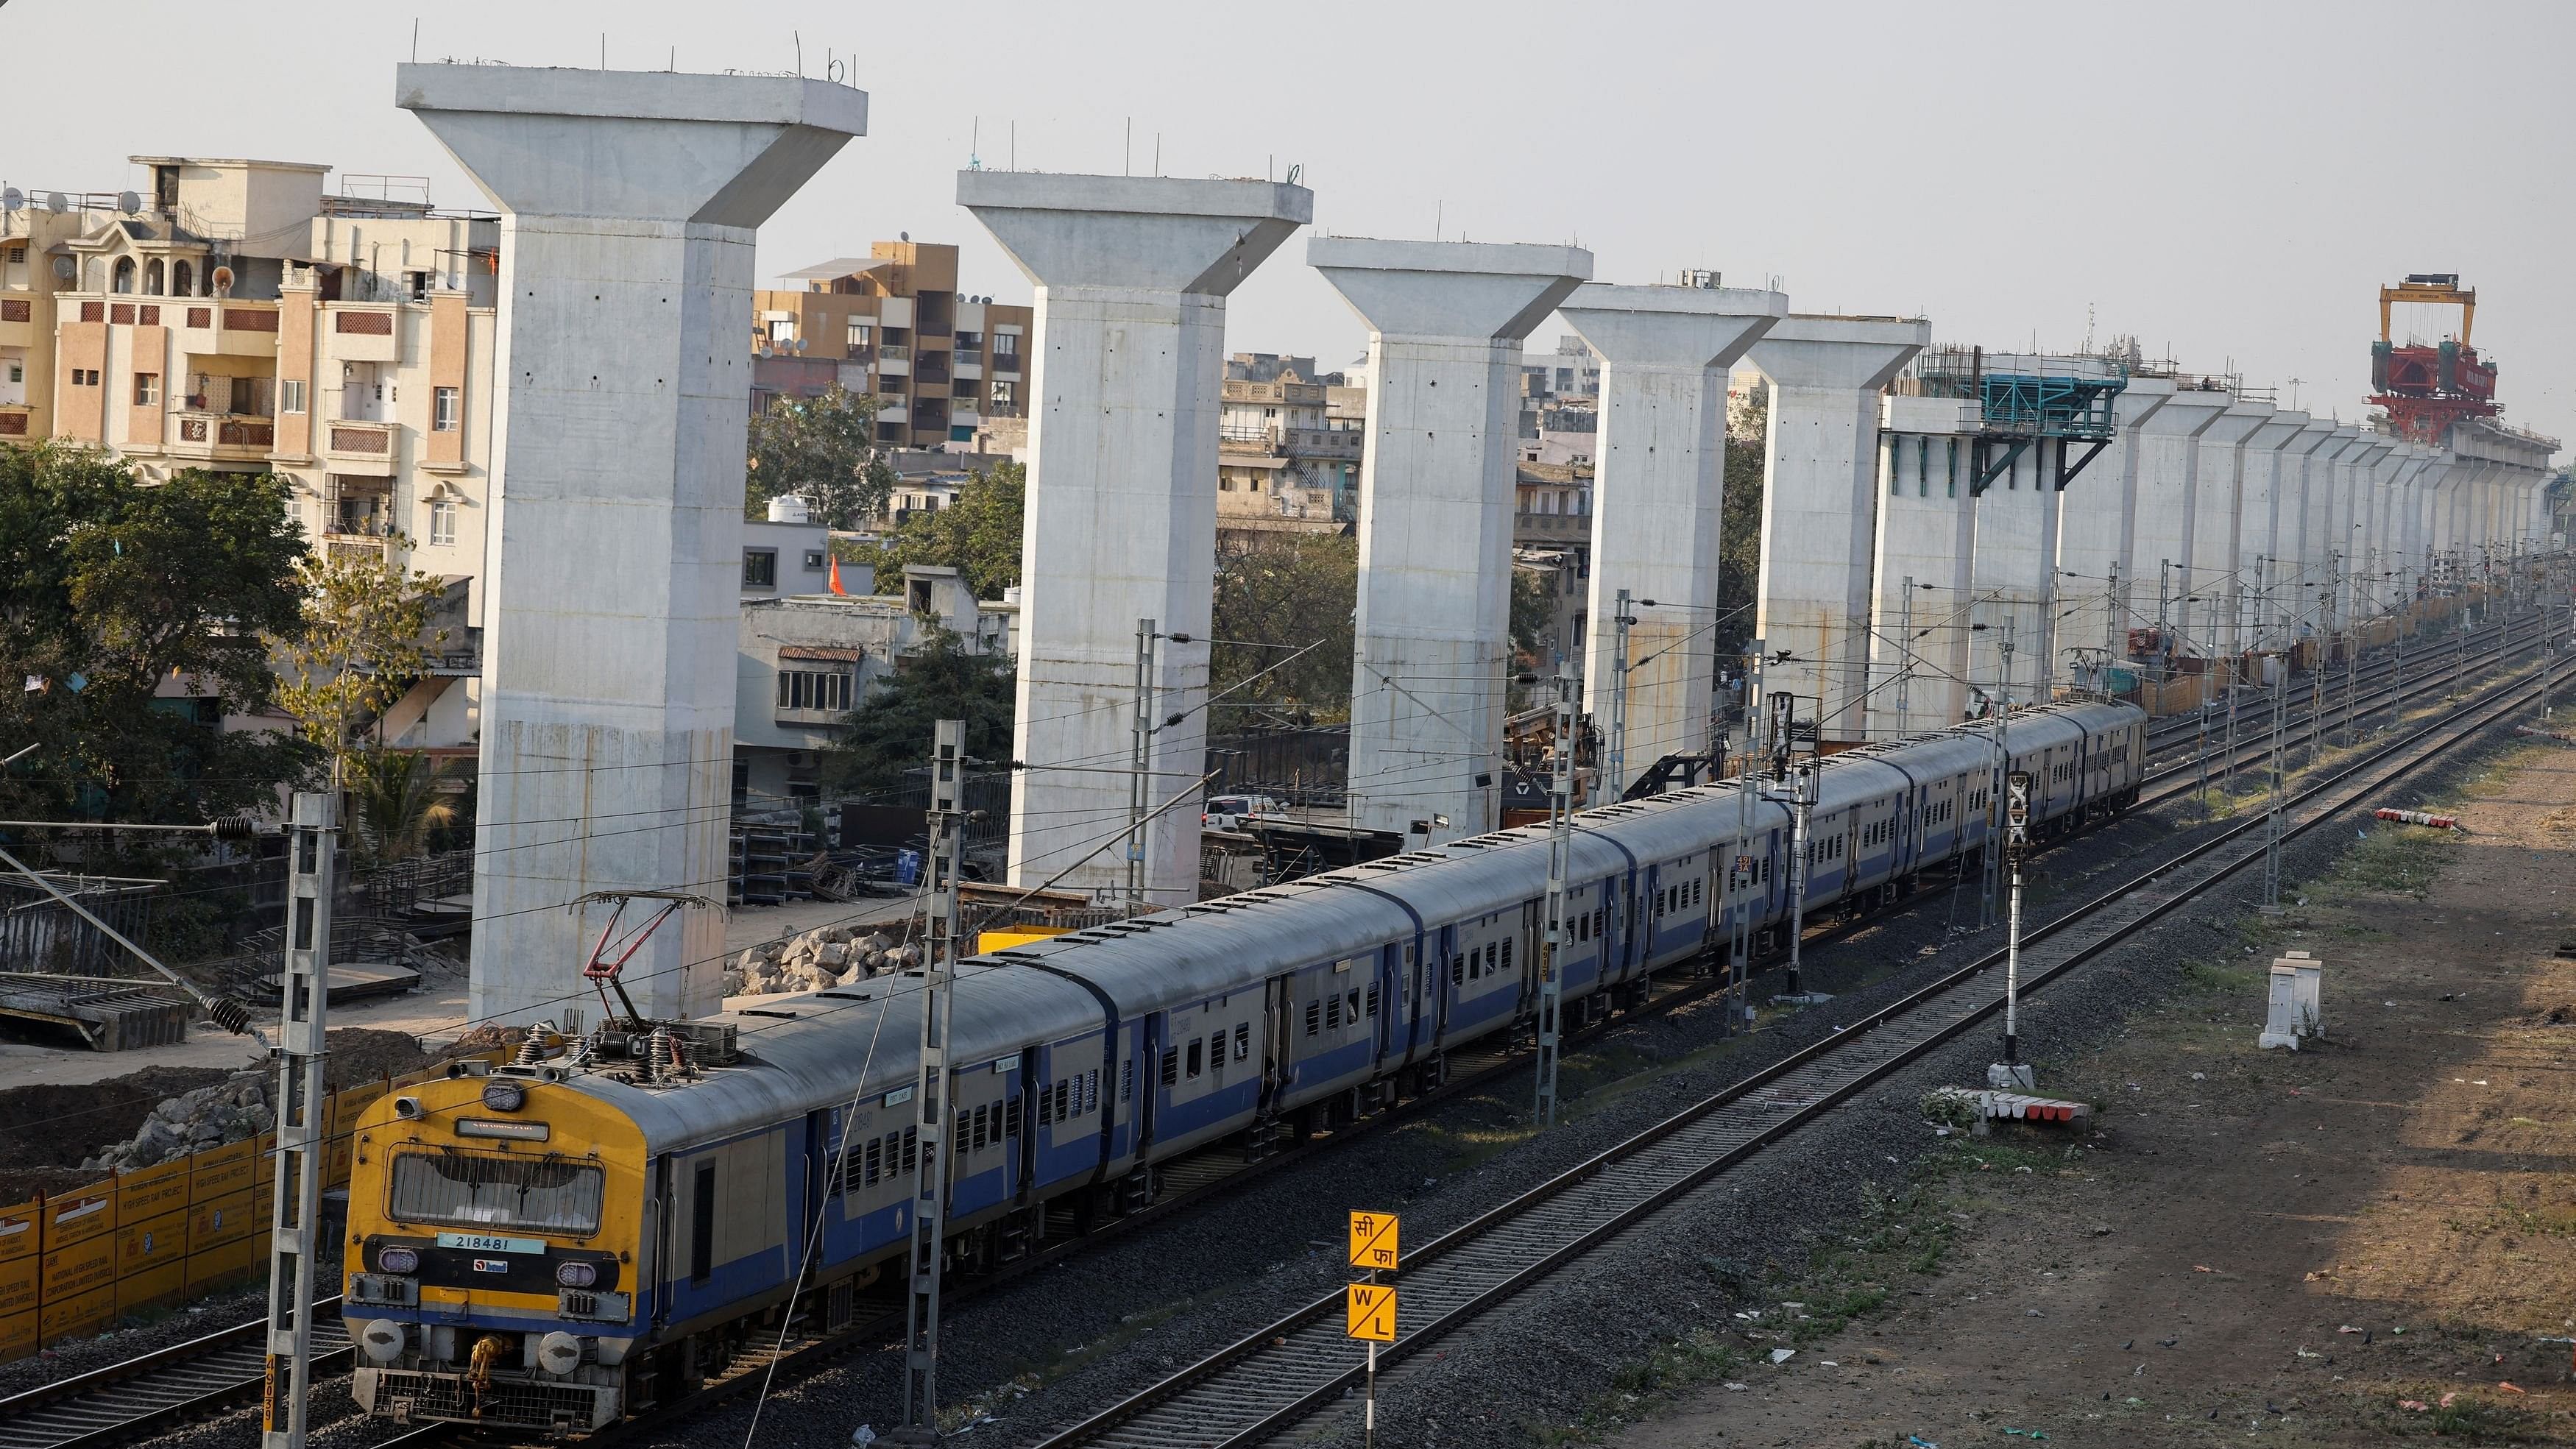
[957,171,1312,904]
[1309,237,1589,843]
[1556,281,1788,777]
[398,64,866,1027]
[1749,315,1931,744]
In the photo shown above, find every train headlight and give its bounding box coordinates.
[481,1080,528,1112]
[360,1318,408,1364]
[378,1247,420,1275]
[537,1331,584,1377]
[554,1261,598,1289]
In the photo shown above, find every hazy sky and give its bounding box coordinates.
[13,0,2572,449]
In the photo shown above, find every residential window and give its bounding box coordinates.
[846,319,871,349]
[428,498,456,547]
[280,379,307,414]
[991,331,1020,365]
[802,550,827,570]
[433,386,460,431]
[767,318,795,344]
[5,362,19,384]
[775,668,852,712]
[133,373,159,405]
[743,549,777,587]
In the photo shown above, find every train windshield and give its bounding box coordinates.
[388,1150,605,1235]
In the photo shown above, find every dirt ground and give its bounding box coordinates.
[1618,740,2576,1448]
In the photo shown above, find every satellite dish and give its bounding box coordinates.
[117,191,141,215]
[43,192,67,214]
[1,188,21,213]
[899,230,909,243]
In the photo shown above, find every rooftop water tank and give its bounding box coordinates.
[766,494,812,524]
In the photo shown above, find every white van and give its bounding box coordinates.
[1201,793,1284,831]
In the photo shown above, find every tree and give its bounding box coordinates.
[344,747,459,867]
[0,444,314,851]
[1209,531,1357,730]
[746,383,891,527]
[268,542,450,783]
[820,628,1016,792]
[842,460,1025,599]
[1715,386,1768,665]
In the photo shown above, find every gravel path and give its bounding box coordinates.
[118,704,2516,1449]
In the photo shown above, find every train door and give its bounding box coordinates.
[1136,1010,1166,1157]
[1638,862,1662,974]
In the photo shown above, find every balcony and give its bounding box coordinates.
[327,424,394,461]
[877,344,910,378]
[1512,511,1589,541]
[0,296,33,348]
[0,404,29,439]
[913,353,950,386]
[171,411,275,460]
[988,349,1023,377]
[323,534,389,565]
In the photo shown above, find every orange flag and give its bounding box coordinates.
[828,553,847,596]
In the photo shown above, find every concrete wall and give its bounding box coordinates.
[2189,399,2273,656]
[2056,376,2172,645]
[2129,389,2230,651]
[1867,395,1978,736]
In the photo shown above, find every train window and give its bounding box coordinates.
[1209,1031,1226,1073]
[1055,1080,1071,1121]
[863,1136,882,1186]
[690,1161,715,1284]
[1593,907,1605,937]
[1485,941,1498,972]
[389,1149,606,1236]
[1186,1039,1203,1078]
[1119,1060,1133,1105]
[1235,1024,1251,1061]
[1161,1047,1181,1085]
[1451,954,1465,986]
[956,1108,972,1157]
[1501,938,1512,970]
[1085,1068,1100,1114]
[1006,1099,1022,1138]
[1326,995,1342,1029]
[1365,985,1379,1018]
[1347,989,1362,1022]
[1306,1001,1322,1035]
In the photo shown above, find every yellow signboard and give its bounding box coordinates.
[1345,1282,1396,1343]
[1347,1211,1399,1272]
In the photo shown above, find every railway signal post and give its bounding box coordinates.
[1989,771,2034,1091]
[263,791,335,1449]
[1536,676,1575,1127]
[1345,1211,1400,1449]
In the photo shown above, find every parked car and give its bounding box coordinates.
[1201,793,1284,831]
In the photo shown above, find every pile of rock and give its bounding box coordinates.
[81,1073,272,1173]
[722,928,920,999]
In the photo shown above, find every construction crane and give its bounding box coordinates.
[2371,273,2499,444]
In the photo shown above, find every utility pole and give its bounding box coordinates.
[262,791,335,1449]
[1126,618,1157,910]
[1895,575,1914,731]
[899,720,967,1439]
[2220,573,2240,801]
[1604,588,1633,803]
[1729,641,1765,1035]
[1989,769,2033,1091]
[2104,562,2121,680]
[2304,560,2323,763]
[2453,603,2466,703]
[1783,754,1816,1001]
[2263,571,2287,913]
[1982,617,2014,929]
[1535,677,1575,1126]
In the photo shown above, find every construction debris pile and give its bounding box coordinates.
[723,927,921,998]
[78,1071,272,1174]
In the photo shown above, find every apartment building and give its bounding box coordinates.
[1217,353,1362,534]
[749,241,1034,449]
[14,157,500,751]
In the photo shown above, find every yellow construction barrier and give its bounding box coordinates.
[0,1050,512,1363]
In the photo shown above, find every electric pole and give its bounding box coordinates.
[1895,575,1914,731]
[1729,642,1766,1035]
[899,720,967,1439]
[1127,618,1157,910]
[262,792,334,1449]
[1535,676,1574,1126]
[2263,569,2287,913]
[1604,588,1632,804]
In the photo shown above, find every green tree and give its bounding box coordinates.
[746,383,891,527]
[269,542,450,782]
[821,628,1016,792]
[344,747,459,867]
[1209,531,1356,730]
[842,460,1025,599]
[0,444,314,850]
[1715,386,1768,665]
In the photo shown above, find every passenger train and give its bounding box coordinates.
[341,701,2145,1433]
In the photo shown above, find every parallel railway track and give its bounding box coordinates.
[1027,658,2548,1449]
[10,612,2550,1449]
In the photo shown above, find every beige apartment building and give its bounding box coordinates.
[8,157,499,752]
[749,241,1035,449]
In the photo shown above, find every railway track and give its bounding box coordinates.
[0,1308,350,1449]
[1027,659,2547,1449]
[21,613,2548,1449]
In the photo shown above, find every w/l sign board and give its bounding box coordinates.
[1345,1281,1397,1342]
[1347,1211,1399,1272]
